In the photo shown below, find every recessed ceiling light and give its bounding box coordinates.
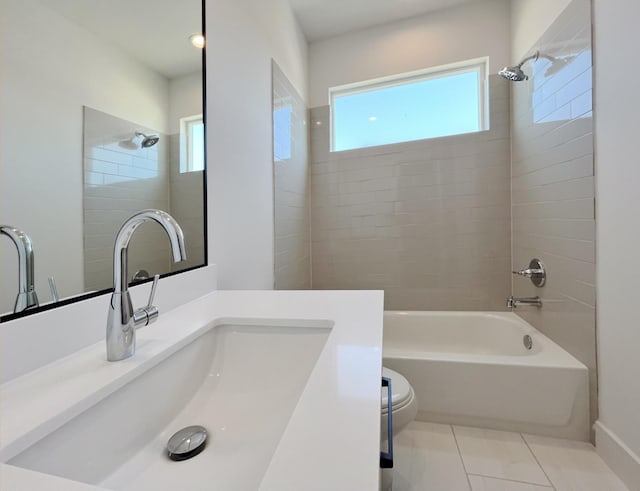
[189,34,205,49]
[369,116,377,121]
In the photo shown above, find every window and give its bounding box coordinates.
[180,114,205,173]
[330,58,488,152]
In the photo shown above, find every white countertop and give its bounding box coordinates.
[0,290,384,490]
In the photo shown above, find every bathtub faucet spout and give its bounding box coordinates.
[507,296,542,309]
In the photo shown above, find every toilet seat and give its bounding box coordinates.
[381,367,414,413]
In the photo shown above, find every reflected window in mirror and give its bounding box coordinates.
[181,115,205,173]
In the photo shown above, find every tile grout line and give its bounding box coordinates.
[466,473,554,489]
[450,425,473,491]
[520,433,557,491]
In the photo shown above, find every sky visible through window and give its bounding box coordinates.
[190,120,205,171]
[333,71,481,152]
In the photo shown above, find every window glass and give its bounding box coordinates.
[331,59,487,152]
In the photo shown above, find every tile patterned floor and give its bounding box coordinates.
[393,421,629,491]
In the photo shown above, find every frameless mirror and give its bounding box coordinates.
[0,0,206,320]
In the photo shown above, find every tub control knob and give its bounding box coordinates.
[512,258,546,287]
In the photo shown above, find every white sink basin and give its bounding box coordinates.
[1,290,384,491]
[9,323,329,490]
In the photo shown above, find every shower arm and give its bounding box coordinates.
[517,51,540,69]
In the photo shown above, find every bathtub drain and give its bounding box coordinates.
[523,335,533,350]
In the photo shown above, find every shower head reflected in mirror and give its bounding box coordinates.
[119,131,160,150]
[543,54,577,77]
[135,131,160,148]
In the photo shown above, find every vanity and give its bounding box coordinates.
[1,1,385,488]
[0,287,384,490]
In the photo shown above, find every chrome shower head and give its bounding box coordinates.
[499,51,540,82]
[499,66,529,82]
[135,131,160,148]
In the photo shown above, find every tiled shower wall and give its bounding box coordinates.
[272,61,311,289]
[310,76,511,311]
[83,107,206,291]
[510,0,596,422]
[83,107,171,291]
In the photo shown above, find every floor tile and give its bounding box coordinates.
[523,434,630,491]
[453,426,550,486]
[468,475,553,491]
[393,422,471,491]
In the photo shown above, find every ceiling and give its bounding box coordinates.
[41,0,202,79]
[288,0,476,42]
[42,0,478,74]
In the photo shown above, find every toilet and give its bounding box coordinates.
[380,367,418,491]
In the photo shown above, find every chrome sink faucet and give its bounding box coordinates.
[106,210,186,361]
[1,225,39,313]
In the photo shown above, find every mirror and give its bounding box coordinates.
[0,0,206,320]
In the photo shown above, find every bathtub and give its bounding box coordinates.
[383,311,590,441]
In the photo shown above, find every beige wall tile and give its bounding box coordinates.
[83,108,172,291]
[273,62,311,290]
[309,76,511,310]
[510,0,596,425]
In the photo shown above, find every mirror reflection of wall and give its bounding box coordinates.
[0,0,206,317]
[82,106,205,292]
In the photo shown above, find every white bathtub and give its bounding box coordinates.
[383,311,590,441]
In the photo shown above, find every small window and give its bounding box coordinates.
[180,114,205,173]
[330,58,488,152]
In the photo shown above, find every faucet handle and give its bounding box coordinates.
[512,258,546,287]
[146,274,160,309]
[132,274,160,327]
[48,276,60,302]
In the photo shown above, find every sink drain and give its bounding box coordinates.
[167,425,208,461]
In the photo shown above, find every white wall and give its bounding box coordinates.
[510,0,573,62]
[593,0,640,488]
[206,0,308,289]
[308,0,510,108]
[0,0,169,314]
[169,72,203,135]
